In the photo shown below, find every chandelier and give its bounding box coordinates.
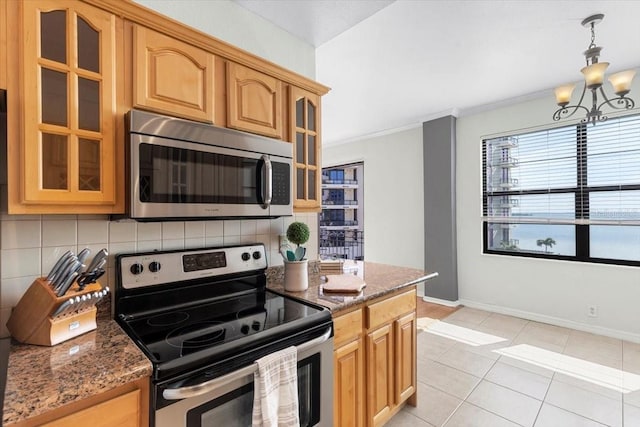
[553,14,636,124]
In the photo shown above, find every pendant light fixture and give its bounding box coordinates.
[553,14,636,124]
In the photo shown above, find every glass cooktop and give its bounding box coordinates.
[122,289,325,365]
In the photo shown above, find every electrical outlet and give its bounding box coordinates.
[588,305,598,317]
[279,234,289,249]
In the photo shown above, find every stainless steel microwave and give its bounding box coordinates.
[121,109,292,221]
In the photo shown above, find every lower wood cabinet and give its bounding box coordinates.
[41,390,141,427]
[334,337,365,427]
[14,378,149,427]
[333,307,365,427]
[333,288,417,427]
[366,323,394,426]
[395,312,417,404]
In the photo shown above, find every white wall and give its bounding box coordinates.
[134,0,316,79]
[456,83,640,342]
[323,127,424,271]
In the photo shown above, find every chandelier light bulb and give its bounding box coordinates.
[554,84,576,107]
[581,62,609,89]
[608,70,636,96]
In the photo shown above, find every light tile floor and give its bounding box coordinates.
[386,307,640,427]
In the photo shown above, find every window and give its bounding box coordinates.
[482,114,640,265]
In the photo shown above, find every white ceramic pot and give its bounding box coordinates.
[284,259,309,292]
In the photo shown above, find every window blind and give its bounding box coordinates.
[585,115,640,225]
[482,114,640,226]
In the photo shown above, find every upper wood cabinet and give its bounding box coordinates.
[289,86,321,212]
[132,24,214,123]
[226,62,283,139]
[6,0,123,214]
[3,0,328,215]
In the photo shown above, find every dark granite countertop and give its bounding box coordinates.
[267,261,438,314]
[2,315,152,426]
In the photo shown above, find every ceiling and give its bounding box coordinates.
[235,1,640,145]
[234,0,394,47]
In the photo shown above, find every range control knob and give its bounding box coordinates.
[241,324,250,335]
[149,261,161,273]
[251,320,261,331]
[241,252,251,261]
[130,263,144,275]
[252,251,262,260]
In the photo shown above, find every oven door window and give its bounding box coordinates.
[138,143,289,205]
[186,354,320,427]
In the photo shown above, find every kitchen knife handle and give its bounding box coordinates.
[56,272,79,297]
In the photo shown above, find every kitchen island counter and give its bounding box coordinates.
[267,261,437,313]
[269,261,436,426]
[2,316,151,426]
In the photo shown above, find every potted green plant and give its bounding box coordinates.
[281,221,310,291]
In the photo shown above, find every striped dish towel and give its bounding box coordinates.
[251,346,299,427]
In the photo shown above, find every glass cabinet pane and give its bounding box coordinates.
[40,10,66,64]
[296,99,304,128]
[297,168,305,199]
[41,68,68,126]
[308,170,316,200]
[307,100,316,131]
[296,133,305,164]
[42,133,68,189]
[79,138,101,190]
[78,77,100,131]
[77,17,99,73]
[308,135,316,166]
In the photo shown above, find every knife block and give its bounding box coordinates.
[7,277,102,346]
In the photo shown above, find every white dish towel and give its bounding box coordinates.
[251,346,299,427]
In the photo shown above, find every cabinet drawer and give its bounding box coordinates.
[333,308,362,347]
[366,289,416,330]
[42,389,141,427]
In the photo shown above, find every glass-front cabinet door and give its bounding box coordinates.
[289,86,321,212]
[17,0,117,209]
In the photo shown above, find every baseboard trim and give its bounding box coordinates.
[458,298,640,344]
[422,295,460,307]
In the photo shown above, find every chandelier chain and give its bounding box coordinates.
[589,22,596,50]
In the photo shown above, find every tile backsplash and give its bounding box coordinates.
[0,213,319,338]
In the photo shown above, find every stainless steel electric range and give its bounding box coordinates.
[115,244,333,427]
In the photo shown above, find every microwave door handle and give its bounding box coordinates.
[261,154,272,209]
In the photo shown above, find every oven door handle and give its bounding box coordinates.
[162,326,332,400]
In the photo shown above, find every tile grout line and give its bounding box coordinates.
[541,401,611,427]
[531,363,555,427]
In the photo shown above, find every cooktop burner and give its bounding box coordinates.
[147,312,190,327]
